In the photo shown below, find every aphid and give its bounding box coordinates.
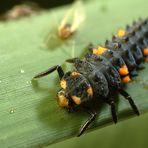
[44,1,85,48]
[58,1,85,39]
[33,18,148,136]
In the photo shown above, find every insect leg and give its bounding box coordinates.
[77,108,97,137]
[109,99,117,123]
[33,65,64,79]
[66,57,78,63]
[119,89,140,115]
[105,98,117,123]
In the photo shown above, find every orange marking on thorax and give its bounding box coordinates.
[144,47,148,56]
[71,71,81,76]
[118,65,129,76]
[122,76,131,83]
[71,96,81,105]
[60,80,67,89]
[117,29,126,38]
[87,86,93,97]
[92,46,107,55]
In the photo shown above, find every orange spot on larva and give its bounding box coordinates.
[144,47,148,56]
[60,80,67,89]
[71,71,81,76]
[58,95,69,107]
[122,76,131,83]
[145,58,148,62]
[92,46,107,55]
[118,65,129,76]
[87,87,93,97]
[117,29,126,38]
[71,96,81,105]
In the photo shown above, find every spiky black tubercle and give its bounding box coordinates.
[105,18,148,75]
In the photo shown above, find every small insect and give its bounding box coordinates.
[44,1,85,48]
[58,1,85,39]
[34,18,148,136]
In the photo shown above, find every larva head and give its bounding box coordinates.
[57,71,93,109]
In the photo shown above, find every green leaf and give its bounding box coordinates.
[0,0,148,147]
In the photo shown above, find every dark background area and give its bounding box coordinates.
[0,0,74,14]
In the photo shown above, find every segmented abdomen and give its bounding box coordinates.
[87,18,148,83]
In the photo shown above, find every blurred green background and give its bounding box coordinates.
[48,113,148,148]
[0,0,148,147]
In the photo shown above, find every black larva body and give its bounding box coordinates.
[105,19,148,75]
[34,18,148,136]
